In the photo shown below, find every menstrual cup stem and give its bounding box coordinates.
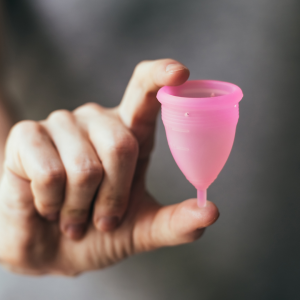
[197,189,207,207]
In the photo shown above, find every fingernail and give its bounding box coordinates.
[97,216,119,232]
[45,212,59,221]
[65,224,85,239]
[166,63,187,74]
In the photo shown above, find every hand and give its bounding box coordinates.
[0,59,219,276]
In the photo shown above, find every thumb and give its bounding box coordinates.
[118,59,189,142]
[136,199,219,252]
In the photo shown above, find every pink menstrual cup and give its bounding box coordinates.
[157,80,243,207]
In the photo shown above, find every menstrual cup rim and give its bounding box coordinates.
[157,80,243,109]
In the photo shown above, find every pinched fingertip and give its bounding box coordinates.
[154,59,190,87]
[169,199,220,241]
[187,199,220,228]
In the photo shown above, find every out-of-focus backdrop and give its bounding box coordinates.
[1,0,300,299]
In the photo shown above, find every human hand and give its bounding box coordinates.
[0,59,219,275]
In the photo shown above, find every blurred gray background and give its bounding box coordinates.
[1,0,300,299]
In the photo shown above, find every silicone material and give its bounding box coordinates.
[157,80,243,207]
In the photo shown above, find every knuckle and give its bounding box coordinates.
[11,120,42,138]
[134,60,150,75]
[63,208,88,220]
[74,102,102,116]
[81,102,101,110]
[47,109,73,124]
[71,170,100,187]
[105,133,139,158]
[38,201,61,213]
[102,194,126,212]
[37,167,66,188]
[70,160,102,186]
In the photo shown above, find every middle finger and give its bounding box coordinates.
[44,110,103,240]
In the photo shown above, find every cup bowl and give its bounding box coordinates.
[157,80,243,206]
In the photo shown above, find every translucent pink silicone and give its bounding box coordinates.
[157,80,243,207]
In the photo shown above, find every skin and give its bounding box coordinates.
[0,59,219,276]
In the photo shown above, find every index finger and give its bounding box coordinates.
[118,59,190,142]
